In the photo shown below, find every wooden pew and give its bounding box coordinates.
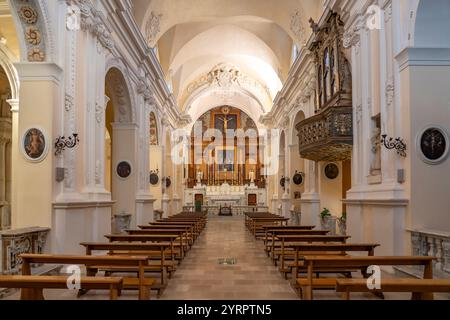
[287,243,380,280]
[151,221,201,238]
[275,235,350,268]
[265,230,330,257]
[336,278,450,300]
[20,254,154,300]
[249,218,290,237]
[297,256,435,300]
[81,242,174,296]
[0,275,123,300]
[138,225,195,245]
[126,229,189,259]
[105,234,180,265]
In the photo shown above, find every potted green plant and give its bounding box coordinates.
[338,212,347,235]
[319,208,337,234]
[319,208,331,228]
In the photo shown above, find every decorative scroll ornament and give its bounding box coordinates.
[145,11,163,47]
[183,63,272,109]
[291,10,305,45]
[55,134,80,156]
[381,135,407,157]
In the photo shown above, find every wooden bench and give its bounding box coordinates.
[126,229,190,259]
[105,234,181,265]
[297,256,435,300]
[151,221,201,237]
[288,243,380,279]
[138,225,195,243]
[275,235,350,266]
[20,254,155,300]
[265,230,331,256]
[0,275,123,300]
[249,218,290,237]
[336,278,450,300]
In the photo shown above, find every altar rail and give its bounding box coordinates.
[409,229,450,275]
[184,205,269,216]
[0,227,50,274]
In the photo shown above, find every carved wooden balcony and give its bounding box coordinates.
[296,104,353,162]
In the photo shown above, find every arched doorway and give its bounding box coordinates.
[0,65,12,230]
[104,68,137,229]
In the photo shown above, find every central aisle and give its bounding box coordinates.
[160,215,298,300]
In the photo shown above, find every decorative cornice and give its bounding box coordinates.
[68,0,114,52]
[343,14,365,49]
[53,200,115,209]
[181,63,272,111]
[343,198,409,207]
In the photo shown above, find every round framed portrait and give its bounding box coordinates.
[417,125,449,165]
[116,161,132,179]
[293,172,304,185]
[150,173,159,185]
[165,177,172,188]
[324,163,339,180]
[280,177,286,188]
[22,127,49,162]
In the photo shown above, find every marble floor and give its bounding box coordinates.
[1,215,449,300]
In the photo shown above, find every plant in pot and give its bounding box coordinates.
[338,212,347,235]
[319,208,332,230]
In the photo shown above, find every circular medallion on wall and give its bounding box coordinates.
[150,173,159,185]
[22,127,49,162]
[417,126,449,165]
[116,161,132,179]
[280,177,286,188]
[293,171,304,185]
[324,163,339,180]
[165,177,172,188]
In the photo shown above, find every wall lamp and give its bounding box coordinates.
[55,133,80,156]
[381,135,407,158]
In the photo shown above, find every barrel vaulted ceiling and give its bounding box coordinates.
[132,0,323,121]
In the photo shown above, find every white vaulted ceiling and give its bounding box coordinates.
[131,0,323,121]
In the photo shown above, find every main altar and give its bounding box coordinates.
[184,181,267,215]
[183,106,268,214]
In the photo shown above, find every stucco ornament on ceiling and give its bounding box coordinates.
[291,10,305,45]
[145,11,163,48]
[183,63,272,110]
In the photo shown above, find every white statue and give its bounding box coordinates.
[249,170,255,183]
[197,171,203,184]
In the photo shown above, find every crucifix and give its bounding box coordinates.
[217,115,232,131]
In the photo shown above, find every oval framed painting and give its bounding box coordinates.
[324,163,339,180]
[293,172,304,185]
[116,161,132,179]
[279,177,286,188]
[150,173,159,185]
[165,177,172,188]
[22,127,49,163]
[417,125,449,165]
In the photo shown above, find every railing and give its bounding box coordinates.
[409,229,450,275]
[296,105,353,162]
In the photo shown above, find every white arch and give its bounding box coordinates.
[289,109,306,146]
[0,44,19,100]
[413,0,450,48]
[105,59,137,124]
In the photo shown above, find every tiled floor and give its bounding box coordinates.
[2,215,449,300]
[159,215,298,300]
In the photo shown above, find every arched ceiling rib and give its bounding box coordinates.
[132,0,323,121]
